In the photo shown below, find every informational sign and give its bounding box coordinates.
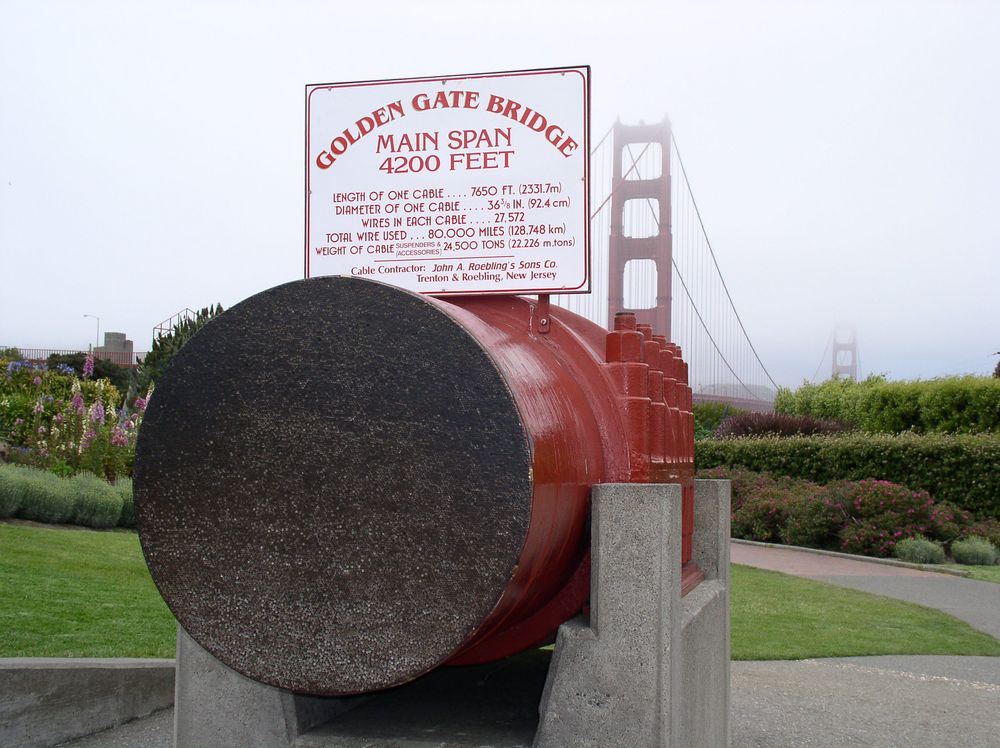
[305,66,590,295]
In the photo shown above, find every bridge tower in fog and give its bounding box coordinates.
[831,328,858,381]
[606,119,672,335]
[553,117,779,411]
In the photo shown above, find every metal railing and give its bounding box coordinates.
[2,348,147,369]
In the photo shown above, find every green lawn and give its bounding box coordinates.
[0,523,175,657]
[942,564,1000,584]
[2,523,998,661]
[731,564,1000,659]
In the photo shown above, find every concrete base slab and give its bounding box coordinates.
[0,658,174,748]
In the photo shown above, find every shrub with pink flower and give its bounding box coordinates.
[1,354,151,480]
[702,467,982,558]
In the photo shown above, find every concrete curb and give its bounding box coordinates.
[731,538,972,577]
[0,658,175,748]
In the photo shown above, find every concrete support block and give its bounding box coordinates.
[0,658,174,748]
[174,628,359,748]
[683,479,731,747]
[692,478,731,582]
[535,480,730,748]
[535,483,683,747]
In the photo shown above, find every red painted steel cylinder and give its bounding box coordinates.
[134,277,695,696]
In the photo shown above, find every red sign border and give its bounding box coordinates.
[304,65,591,296]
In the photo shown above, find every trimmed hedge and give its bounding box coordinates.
[116,477,135,527]
[0,463,131,528]
[774,376,1000,434]
[894,536,945,564]
[70,472,124,528]
[695,433,1000,519]
[950,537,998,565]
[7,465,76,524]
[0,463,23,516]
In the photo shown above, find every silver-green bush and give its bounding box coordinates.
[14,467,76,524]
[115,477,135,527]
[894,535,945,564]
[951,536,998,566]
[70,472,123,528]
[0,463,27,516]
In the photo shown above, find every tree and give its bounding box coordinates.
[130,304,225,397]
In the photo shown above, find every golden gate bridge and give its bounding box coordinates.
[554,119,778,411]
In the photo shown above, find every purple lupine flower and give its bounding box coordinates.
[72,392,85,415]
[80,429,97,451]
[83,353,94,379]
[110,427,128,447]
[89,401,105,425]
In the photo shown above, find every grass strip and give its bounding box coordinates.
[0,523,175,658]
[2,524,998,661]
[731,564,1000,660]
[941,564,1000,584]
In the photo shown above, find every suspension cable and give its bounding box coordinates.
[621,147,764,401]
[591,124,614,155]
[670,132,780,391]
[811,330,833,383]
[590,142,652,220]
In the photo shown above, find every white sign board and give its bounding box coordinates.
[305,66,590,295]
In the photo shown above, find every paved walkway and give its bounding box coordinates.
[731,540,1000,639]
[60,545,1000,747]
[64,655,1000,748]
[731,656,1000,747]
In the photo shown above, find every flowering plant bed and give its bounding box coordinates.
[1,354,149,480]
[701,465,1000,558]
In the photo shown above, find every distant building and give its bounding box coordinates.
[95,332,136,366]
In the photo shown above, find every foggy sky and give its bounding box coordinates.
[2,0,997,387]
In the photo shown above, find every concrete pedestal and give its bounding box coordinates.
[172,480,730,747]
[534,480,730,748]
